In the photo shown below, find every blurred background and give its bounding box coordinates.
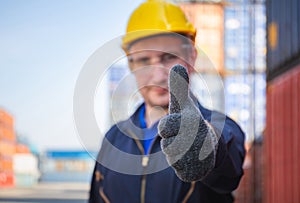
[0,0,299,202]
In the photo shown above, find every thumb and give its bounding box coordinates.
[169,64,190,114]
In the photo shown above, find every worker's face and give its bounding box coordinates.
[127,34,197,109]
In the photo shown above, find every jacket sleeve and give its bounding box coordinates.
[202,116,246,194]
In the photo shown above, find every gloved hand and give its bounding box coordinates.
[158,64,219,182]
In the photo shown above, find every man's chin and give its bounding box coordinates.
[148,102,168,110]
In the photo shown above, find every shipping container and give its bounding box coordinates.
[180,3,224,73]
[0,140,16,157]
[0,156,13,172]
[13,154,39,174]
[267,0,300,80]
[265,65,300,203]
[0,109,14,129]
[266,0,300,202]
[15,143,30,153]
[0,171,15,188]
[40,150,96,182]
[0,127,16,141]
[0,109,16,143]
[0,110,16,188]
[14,173,39,187]
[13,154,40,187]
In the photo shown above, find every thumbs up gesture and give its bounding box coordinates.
[158,64,219,182]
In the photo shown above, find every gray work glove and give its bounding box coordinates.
[158,64,219,182]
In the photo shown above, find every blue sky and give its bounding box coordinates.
[0,0,144,151]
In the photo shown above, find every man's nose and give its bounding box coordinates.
[151,65,169,82]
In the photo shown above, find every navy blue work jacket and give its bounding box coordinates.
[89,102,245,203]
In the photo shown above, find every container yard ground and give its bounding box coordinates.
[0,181,89,203]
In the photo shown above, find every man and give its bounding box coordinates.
[89,0,245,202]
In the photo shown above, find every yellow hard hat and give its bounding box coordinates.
[122,0,196,52]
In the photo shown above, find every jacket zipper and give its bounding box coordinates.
[182,181,196,203]
[127,129,158,203]
[140,134,196,203]
[127,129,195,202]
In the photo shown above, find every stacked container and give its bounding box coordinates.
[13,152,40,187]
[266,0,300,202]
[0,109,16,188]
[40,150,96,182]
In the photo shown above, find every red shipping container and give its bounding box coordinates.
[0,128,4,139]
[0,171,15,188]
[16,143,30,154]
[265,64,300,203]
[0,140,16,157]
[0,156,13,172]
[0,127,16,141]
[0,109,14,129]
